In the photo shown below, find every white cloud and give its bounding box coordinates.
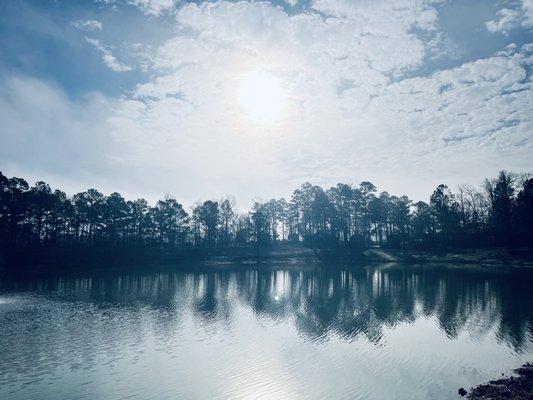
[115,1,532,201]
[3,1,532,205]
[0,76,120,194]
[486,8,521,34]
[128,0,176,16]
[523,0,533,26]
[348,49,533,178]
[486,0,533,33]
[72,19,103,31]
[102,53,133,72]
[86,38,133,72]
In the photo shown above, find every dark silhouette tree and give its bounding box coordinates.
[193,200,219,248]
[485,171,515,245]
[0,169,531,253]
[430,185,458,248]
[219,197,235,246]
[251,202,270,254]
[153,196,188,248]
[514,178,533,245]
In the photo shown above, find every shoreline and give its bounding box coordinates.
[1,243,532,271]
[383,247,533,268]
[463,363,533,399]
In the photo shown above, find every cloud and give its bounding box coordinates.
[344,45,533,178]
[148,0,437,104]
[3,1,532,205]
[486,0,533,34]
[72,19,103,31]
[0,76,119,193]
[101,53,133,72]
[118,1,532,200]
[522,0,533,26]
[486,8,521,34]
[128,0,176,16]
[86,37,133,72]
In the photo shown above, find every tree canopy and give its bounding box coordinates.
[0,170,531,250]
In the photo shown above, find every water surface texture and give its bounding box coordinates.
[1,264,532,400]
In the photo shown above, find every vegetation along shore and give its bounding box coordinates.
[1,169,531,268]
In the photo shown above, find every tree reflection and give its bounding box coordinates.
[2,264,532,351]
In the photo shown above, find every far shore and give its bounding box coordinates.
[378,246,533,268]
[1,243,532,271]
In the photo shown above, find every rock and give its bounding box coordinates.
[458,388,467,396]
[467,363,533,399]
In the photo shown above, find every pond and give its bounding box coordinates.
[1,263,532,400]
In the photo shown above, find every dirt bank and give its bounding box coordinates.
[386,247,533,267]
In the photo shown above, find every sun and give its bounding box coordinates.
[238,71,287,122]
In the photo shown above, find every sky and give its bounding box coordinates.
[0,0,532,208]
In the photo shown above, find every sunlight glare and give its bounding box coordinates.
[238,71,287,122]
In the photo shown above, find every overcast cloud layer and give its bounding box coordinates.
[0,0,532,207]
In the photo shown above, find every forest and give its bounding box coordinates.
[0,170,531,252]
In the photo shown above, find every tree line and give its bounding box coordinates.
[0,170,531,251]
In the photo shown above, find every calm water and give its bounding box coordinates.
[1,264,532,400]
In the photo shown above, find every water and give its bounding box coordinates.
[0,263,532,400]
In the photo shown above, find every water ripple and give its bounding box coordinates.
[0,265,532,400]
